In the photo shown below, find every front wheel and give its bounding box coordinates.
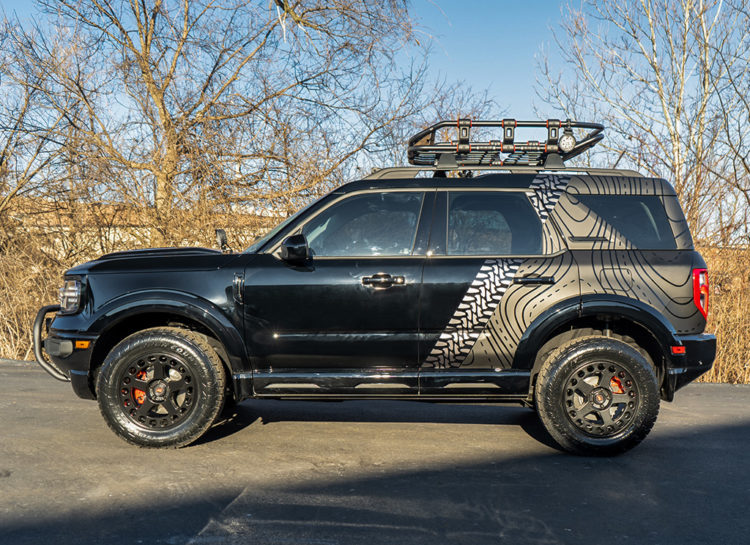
[535,335,659,456]
[96,327,226,448]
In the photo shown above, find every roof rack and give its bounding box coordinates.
[407,118,604,169]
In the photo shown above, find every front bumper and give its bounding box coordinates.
[33,305,97,399]
[662,333,716,401]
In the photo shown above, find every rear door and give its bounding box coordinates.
[419,185,578,395]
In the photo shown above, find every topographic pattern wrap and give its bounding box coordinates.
[424,174,571,369]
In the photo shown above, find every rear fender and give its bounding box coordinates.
[513,294,679,371]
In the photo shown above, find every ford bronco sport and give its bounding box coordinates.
[33,119,716,455]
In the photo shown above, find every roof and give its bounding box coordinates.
[345,170,676,196]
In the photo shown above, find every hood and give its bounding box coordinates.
[96,247,221,261]
[66,246,235,275]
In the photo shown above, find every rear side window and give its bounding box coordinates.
[447,192,543,255]
[576,195,677,250]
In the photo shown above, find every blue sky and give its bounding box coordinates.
[1,0,567,119]
[414,0,567,119]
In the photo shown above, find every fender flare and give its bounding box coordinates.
[90,290,250,374]
[513,294,679,370]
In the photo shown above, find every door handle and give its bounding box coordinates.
[513,276,555,285]
[232,273,245,303]
[361,273,406,288]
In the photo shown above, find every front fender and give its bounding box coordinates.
[89,290,249,374]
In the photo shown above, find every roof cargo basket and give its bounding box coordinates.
[407,118,604,169]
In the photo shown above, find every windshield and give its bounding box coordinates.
[244,200,319,253]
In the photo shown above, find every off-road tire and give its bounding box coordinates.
[535,335,659,456]
[96,327,226,448]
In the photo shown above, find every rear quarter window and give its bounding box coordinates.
[575,195,677,250]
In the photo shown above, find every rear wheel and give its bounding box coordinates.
[96,327,225,448]
[535,335,659,456]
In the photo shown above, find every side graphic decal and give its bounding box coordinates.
[552,176,703,334]
[423,174,571,369]
[423,258,523,368]
[529,174,571,221]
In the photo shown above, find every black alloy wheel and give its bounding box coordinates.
[535,335,659,456]
[563,360,640,437]
[97,327,226,448]
[117,351,197,430]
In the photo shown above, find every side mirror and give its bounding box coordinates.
[215,228,231,253]
[281,234,310,264]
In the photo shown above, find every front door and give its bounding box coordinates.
[244,190,432,395]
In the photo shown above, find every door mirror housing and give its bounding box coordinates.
[281,234,310,264]
[215,228,231,253]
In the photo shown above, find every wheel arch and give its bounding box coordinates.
[88,292,249,397]
[515,294,679,396]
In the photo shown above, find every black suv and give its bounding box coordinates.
[34,119,715,455]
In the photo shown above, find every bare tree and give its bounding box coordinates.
[706,1,750,243]
[0,20,65,232]
[6,0,452,244]
[536,0,750,243]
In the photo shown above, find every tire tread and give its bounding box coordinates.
[96,327,226,448]
[535,335,659,456]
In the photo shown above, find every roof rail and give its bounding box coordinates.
[363,165,642,180]
[407,118,604,168]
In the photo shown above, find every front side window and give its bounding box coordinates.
[447,192,543,256]
[302,192,424,257]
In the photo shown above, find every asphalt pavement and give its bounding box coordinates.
[1,360,749,545]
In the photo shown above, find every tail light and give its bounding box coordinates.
[692,268,709,319]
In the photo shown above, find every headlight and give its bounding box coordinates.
[59,279,82,314]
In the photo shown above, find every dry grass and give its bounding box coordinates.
[698,246,750,384]
[1,228,747,383]
[0,241,68,361]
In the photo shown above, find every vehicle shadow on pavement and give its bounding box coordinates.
[4,417,750,545]
[3,369,748,545]
[192,419,750,545]
[198,399,563,450]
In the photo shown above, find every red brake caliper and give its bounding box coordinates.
[610,376,625,394]
[133,370,147,405]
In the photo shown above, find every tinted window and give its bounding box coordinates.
[302,192,424,257]
[447,192,543,255]
[577,195,677,250]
